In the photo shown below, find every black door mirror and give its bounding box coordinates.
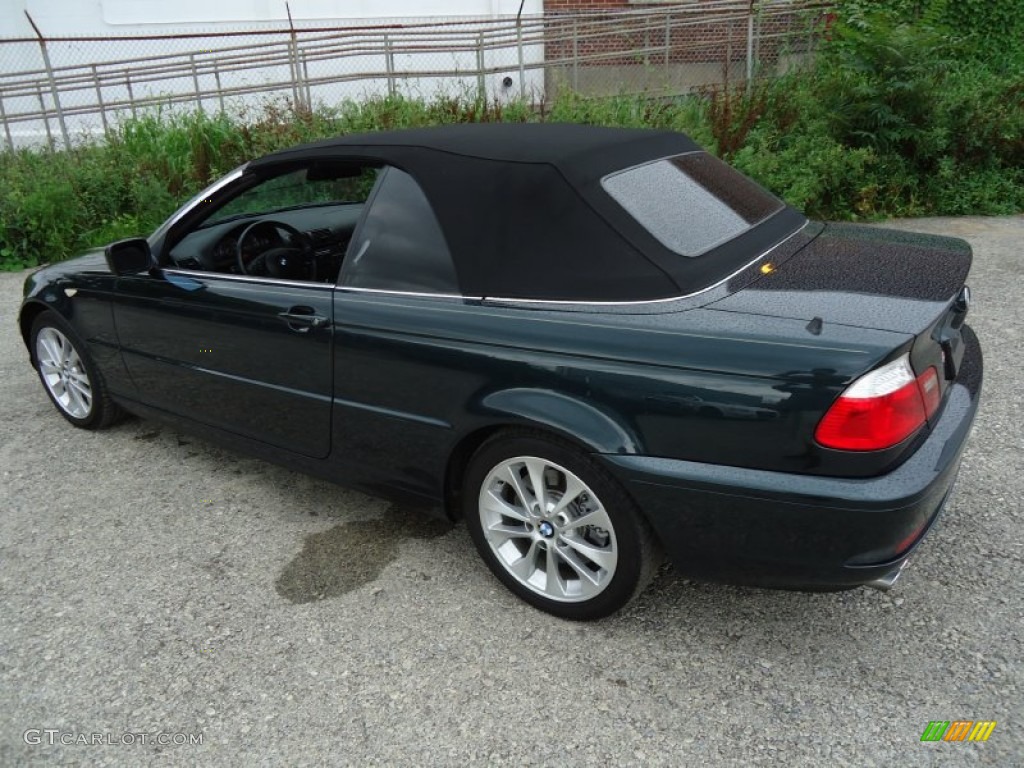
[105,238,153,276]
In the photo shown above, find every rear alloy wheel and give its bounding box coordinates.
[30,312,123,429]
[464,433,658,620]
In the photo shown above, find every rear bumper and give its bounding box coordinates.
[601,326,982,590]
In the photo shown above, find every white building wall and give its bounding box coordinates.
[3,1,541,36]
[0,0,545,147]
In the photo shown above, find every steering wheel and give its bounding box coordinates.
[236,220,314,279]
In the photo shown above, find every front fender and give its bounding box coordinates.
[18,257,129,395]
[18,293,74,352]
[19,249,113,345]
[477,388,640,455]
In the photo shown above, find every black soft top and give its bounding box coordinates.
[250,123,804,301]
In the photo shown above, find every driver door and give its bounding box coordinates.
[109,162,377,460]
[112,271,334,459]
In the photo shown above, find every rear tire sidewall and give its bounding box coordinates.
[463,433,648,621]
[30,311,111,429]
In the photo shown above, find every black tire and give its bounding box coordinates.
[30,311,125,430]
[463,430,660,620]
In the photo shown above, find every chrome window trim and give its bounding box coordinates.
[334,285,475,300]
[483,222,809,307]
[162,268,334,291]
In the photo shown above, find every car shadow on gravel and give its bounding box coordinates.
[274,506,454,603]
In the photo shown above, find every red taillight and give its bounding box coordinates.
[815,356,940,451]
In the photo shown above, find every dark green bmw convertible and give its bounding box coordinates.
[18,124,981,619]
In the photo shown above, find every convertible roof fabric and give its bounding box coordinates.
[250,123,805,301]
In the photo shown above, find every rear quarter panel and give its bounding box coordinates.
[330,290,909,504]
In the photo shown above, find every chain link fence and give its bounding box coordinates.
[0,1,832,151]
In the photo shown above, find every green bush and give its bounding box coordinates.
[733,120,881,219]
[726,4,1024,218]
[0,151,85,269]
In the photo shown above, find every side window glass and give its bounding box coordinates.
[208,166,379,225]
[167,163,380,280]
[340,167,458,294]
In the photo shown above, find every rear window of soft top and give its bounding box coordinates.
[601,152,784,257]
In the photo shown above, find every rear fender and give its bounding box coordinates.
[477,388,640,455]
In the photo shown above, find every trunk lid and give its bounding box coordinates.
[708,221,974,428]
[707,222,972,335]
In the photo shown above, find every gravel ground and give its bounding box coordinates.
[1,216,1021,767]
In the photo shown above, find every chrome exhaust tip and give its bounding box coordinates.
[865,559,911,592]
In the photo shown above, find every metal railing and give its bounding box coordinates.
[0,1,832,150]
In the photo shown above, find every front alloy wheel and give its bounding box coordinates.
[465,432,658,620]
[36,326,93,419]
[30,311,123,429]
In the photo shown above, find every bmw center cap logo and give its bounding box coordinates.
[538,521,554,538]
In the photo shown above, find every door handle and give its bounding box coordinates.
[278,306,328,332]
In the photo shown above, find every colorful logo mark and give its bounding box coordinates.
[921,721,996,742]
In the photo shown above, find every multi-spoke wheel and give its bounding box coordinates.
[30,311,123,429]
[464,432,659,620]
